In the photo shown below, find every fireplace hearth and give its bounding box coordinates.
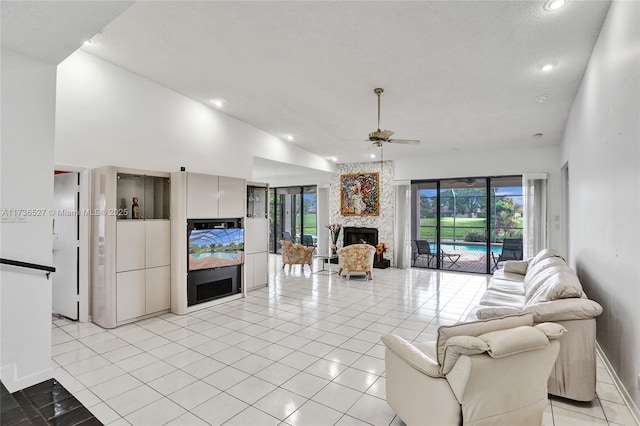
[343,227,378,247]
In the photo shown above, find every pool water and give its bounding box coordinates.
[432,244,501,254]
[191,252,239,260]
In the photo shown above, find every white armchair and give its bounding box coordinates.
[381,314,566,426]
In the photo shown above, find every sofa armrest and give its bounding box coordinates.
[523,298,603,322]
[475,306,522,320]
[478,326,550,358]
[381,334,442,378]
[534,322,567,340]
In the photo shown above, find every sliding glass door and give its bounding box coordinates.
[269,186,317,254]
[439,178,488,273]
[412,176,523,274]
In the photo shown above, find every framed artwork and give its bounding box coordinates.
[340,172,380,216]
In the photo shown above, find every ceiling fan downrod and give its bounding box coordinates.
[374,88,384,132]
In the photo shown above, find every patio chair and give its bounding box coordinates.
[440,247,461,269]
[412,240,461,268]
[412,240,437,267]
[492,238,523,269]
[301,234,316,247]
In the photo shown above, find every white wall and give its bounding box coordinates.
[0,49,56,391]
[55,50,334,178]
[395,145,563,250]
[560,0,640,410]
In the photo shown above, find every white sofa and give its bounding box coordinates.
[467,248,603,401]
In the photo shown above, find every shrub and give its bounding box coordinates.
[464,231,486,242]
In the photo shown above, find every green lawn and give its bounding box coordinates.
[419,217,523,241]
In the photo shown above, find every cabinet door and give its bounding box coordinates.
[218,176,246,218]
[116,270,146,322]
[244,253,255,290]
[146,266,170,314]
[116,221,146,272]
[146,220,171,267]
[245,218,269,254]
[253,252,268,288]
[187,173,219,218]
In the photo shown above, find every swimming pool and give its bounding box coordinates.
[191,251,239,260]
[432,243,502,254]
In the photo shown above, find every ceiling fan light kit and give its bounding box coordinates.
[367,88,420,147]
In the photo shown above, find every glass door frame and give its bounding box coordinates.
[412,175,523,274]
[269,185,317,254]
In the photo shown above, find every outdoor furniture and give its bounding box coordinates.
[491,238,523,269]
[281,231,293,242]
[440,248,461,269]
[280,240,314,272]
[412,240,460,268]
[301,234,315,247]
[337,243,376,280]
[412,240,437,267]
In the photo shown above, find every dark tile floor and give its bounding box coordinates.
[0,379,101,426]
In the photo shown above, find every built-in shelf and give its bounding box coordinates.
[116,173,170,220]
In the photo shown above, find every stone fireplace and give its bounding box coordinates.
[343,227,378,247]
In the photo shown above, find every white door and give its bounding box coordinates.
[53,173,79,319]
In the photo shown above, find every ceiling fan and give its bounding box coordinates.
[367,88,421,147]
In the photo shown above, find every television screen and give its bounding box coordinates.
[188,228,244,271]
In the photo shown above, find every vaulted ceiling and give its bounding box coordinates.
[3,1,611,168]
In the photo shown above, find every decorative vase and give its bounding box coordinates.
[331,244,337,255]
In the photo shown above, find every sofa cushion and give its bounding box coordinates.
[487,278,526,296]
[526,268,583,304]
[527,248,564,270]
[436,313,533,366]
[478,289,526,308]
[492,269,527,282]
[524,263,571,300]
[523,257,567,290]
[503,260,530,275]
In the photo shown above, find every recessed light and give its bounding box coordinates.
[83,39,94,46]
[541,62,556,72]
[329,157,337,162]
[532,133,544,138]
[370,154,376,159]
[285,135,294,141]
[544,0,567,11]
[536,94,551,103]
[209,99,224,108]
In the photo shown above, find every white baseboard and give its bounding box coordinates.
[0,363,53,393]
[596,343,640,425]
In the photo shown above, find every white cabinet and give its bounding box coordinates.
[117,221,145,272]
[146,266,171,314]
[245,252,268,290]
[91,166,172,328]
[244,184,269,291]
[186,173,245,218]
[146,221,171,267]
[219,176,246,218]
[114,220,171,323]
[187,173,219,218]
[116,270,146,322]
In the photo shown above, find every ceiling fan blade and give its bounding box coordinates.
[379,129,394,139]
[388,139,420,144]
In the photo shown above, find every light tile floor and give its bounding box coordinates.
[51,255,638,426]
